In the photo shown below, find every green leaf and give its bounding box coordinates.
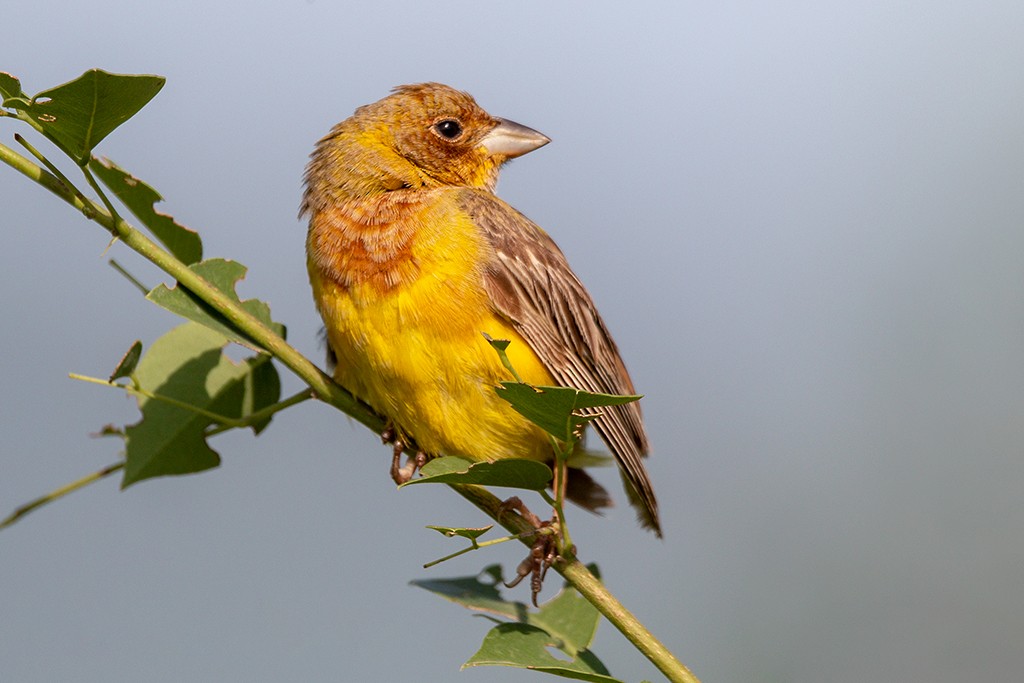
[0,72,25,101]
[530,568,602,656]
[484,334,523,382]
[487,337,641,443]
[122,322,279,487]
[108,340,143,381]
[495,382,641,443]
[90,158,202,264]
[411,564,523,621]
[242,355,281,435]
[146,258,285,350]
[413,562,602,653]
[427,525,494,541]
[485,336,511,353]
[414,566,616,679]
[16,69,164,163]
[401,456,551,490]
[464,623,619,682]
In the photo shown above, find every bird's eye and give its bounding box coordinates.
[434,119,463,140]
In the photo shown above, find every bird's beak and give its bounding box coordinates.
[480,118,551,159]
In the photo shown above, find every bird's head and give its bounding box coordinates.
[304,83,550,207]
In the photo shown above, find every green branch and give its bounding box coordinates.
[451,484,700,683]
[0,139,700,683]
[0,141,380,434]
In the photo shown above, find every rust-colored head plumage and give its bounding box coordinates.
[302,83,549,215]
[374,83,504,188]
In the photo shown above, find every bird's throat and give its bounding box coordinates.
[306,194,426,294]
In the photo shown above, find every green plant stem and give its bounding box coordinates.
[0,141,381,435]
[68,374,312,432]
[80,161,123,227]
[14,133,90,208]
[422,530,535,569]
[562,559,698,683]
[108,259,151,295]
[1,139,700,683]
[550,439,573,552]
[451,483,701,683]
[0,462,124,531]
[206,389,312,436]
[70,372,246,426]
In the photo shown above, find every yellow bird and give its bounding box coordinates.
[302,83,660,535]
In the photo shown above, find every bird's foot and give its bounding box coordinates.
[383,426,427,485]
[500,496,566,607]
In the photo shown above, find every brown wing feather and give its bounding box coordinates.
[459,189,661,535]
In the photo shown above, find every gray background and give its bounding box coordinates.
[3,2,1023,681]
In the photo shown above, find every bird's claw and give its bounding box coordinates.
[500,496,563,607]
[389,441,427,485]
[385,429,427,485]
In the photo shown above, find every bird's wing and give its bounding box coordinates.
[458,188,660,534]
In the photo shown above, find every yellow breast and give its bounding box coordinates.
[307,190,555,461]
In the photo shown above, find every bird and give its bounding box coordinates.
[302,83,660,536]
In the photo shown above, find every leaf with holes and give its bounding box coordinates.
[121,322,280,487]
[91,158,202,264]
[146,258,285,350]
[495,382,641,444]
[12,69,164,163]
[486,336,641,443]
[0,72,26,102]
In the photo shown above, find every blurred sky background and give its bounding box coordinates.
[3,2,1023,682]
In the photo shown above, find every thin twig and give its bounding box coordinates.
[108,259,151,295]
[0,463,124,531]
